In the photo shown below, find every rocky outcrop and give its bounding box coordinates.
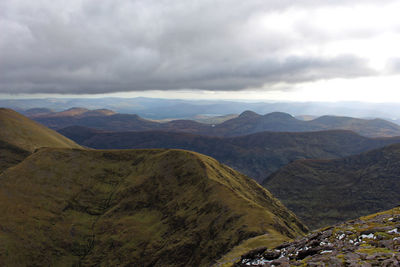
[236,207,400,266]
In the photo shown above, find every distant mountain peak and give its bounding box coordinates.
[238,110,261,118]
[264,111,294,119]
[312,115,349,121]
[64,107,89,112]
[55,107,89,117]
[81,109,116,116]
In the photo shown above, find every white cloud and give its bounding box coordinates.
[0,0,399,99]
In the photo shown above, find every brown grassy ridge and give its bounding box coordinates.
[0,147,307,266]
[0,108,82,174]
[0,108,82,152]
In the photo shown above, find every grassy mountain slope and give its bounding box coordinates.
[0,108,82,173]
[0,108,82,152]
[263,143,400,229]
[0,148,306,266]
[59,127,400,183]
[0,140,30,173]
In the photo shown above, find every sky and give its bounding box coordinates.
[1,0,400,102]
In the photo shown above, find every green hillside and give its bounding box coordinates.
[263,143,400,229]
[0,140,30,173]
[0,108,82,152]
[0,108,82,173]
[0,148,307,266]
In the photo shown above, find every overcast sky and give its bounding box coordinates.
[1,0,400,101]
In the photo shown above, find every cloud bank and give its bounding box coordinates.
[0,0,399,94]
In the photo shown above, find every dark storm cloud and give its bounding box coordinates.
[0,0,392,94]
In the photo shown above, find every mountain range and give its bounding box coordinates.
[0,109,307,266]
[54,108,400,233]
[4,97,400,121]
[28,108,400,138]
[263,143,400,229]
[217,111,400,138]
[3,107,400,266]
[59,126,400,183]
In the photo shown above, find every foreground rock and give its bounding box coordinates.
[236,207,400,266]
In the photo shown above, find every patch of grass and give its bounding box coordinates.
[356,247,393,254]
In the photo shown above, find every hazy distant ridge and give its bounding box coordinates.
[32,107,400,138]
[3,97,400,121]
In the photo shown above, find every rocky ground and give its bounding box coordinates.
[235,207,400,266]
